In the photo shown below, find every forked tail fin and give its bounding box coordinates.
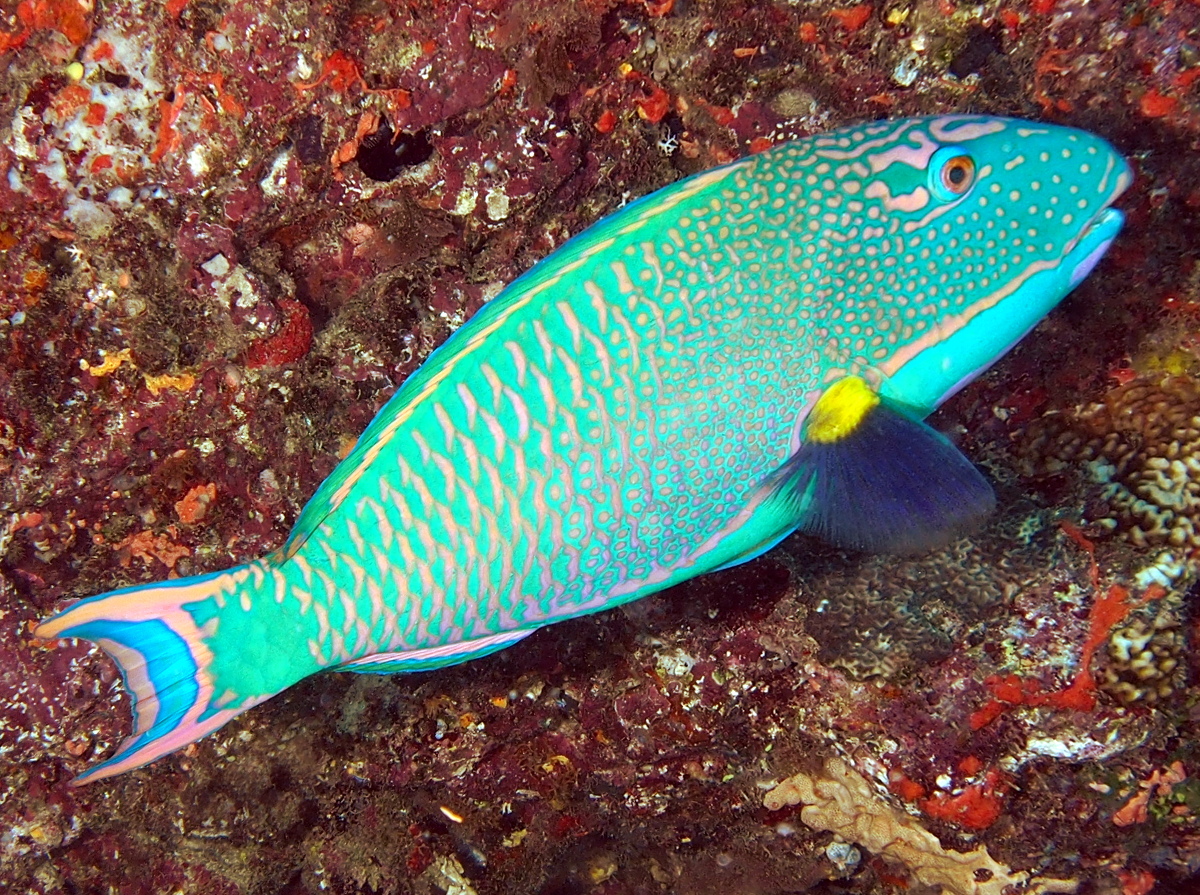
[35,566,272,785]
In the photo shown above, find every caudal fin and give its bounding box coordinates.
[35,566,271,785]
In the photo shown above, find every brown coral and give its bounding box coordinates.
[792,523,1055,679]
[1099,585,1189,706]
[1020,375,1200,549]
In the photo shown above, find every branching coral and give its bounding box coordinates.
[763,758,1077,895]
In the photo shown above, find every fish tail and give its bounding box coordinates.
[35,565,271,785]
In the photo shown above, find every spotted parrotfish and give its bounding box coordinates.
[38,115,1131,783]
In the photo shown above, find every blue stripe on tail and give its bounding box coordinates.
[66,619,199,755]
[35,567,269,785]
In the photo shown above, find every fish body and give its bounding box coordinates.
[38,115,1131,783]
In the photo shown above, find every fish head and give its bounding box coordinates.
[835,115,1134,414]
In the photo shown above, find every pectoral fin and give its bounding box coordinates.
[767,376,995,554]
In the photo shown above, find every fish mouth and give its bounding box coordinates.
[1064,207,1124,290]
[1080,205,1125,248]
[1063,164,1132,288]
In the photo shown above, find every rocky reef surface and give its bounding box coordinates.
[3,1,1200,893]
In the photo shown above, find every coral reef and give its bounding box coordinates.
[1021,376,1200,548]
[789,516,1056,679]
[2,0,1200,893]
[1099,583,1189,706]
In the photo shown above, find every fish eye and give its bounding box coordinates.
[928,147,977,200]
[941,155,974,192]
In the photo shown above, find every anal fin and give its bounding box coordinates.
[334,628,537,674]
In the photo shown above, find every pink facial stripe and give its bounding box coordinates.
[867,129,938,174]
[813,121,917,161]
[880,255,1065,376]
[864,180,930,213]
[929,117,1007,141]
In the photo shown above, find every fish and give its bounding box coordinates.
[36,115,1132,784]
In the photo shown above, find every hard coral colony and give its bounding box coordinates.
[35,115,1131,786]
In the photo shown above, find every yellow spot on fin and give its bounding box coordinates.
[805,376,880,444]
[764,380,995,554]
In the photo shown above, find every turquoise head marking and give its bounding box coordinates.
[756,115,1131,414]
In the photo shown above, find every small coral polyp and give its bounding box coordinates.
[1021,376,1200,549]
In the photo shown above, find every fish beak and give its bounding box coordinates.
[1064,157,1133,289]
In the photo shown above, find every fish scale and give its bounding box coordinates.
[36,115,1132,783]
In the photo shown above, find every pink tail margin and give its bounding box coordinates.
[35,566,268,785]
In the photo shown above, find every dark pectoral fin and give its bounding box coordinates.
[769,379,995,554]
